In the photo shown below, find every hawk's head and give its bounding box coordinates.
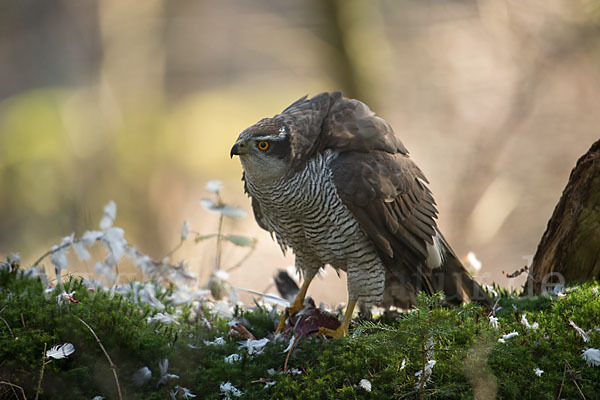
[230,118,292,184]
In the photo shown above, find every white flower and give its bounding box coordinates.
[132,366,152,386]
[359,379,372,392]
[204,336,226,346]
[466,251,482,272]
[521,314,539,330]
[100,200,117,230]
[50,246,68,272]
[181,220,190,241]
[224,354,242,364]
[569,320,590,342]
[46,343,75,359]
[148,312,180,325]
[400,358,407,370]
[415,360,436,389]
[582,348,600,367]
[489,315,499,330]
[157,359,179,387]
[238,338,269,355]
[220,381,243,398]
[498,331,519,343]
[206,180,223,194]
[534,368,544,376]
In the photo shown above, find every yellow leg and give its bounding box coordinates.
[275,275,314,333]
[316,300,357,338]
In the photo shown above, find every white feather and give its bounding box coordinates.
[46,343,75,359]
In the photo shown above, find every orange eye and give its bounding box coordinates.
[257,141,269,151]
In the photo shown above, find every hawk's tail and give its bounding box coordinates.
[432,247,493,307]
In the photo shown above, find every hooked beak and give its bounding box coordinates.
[230,141,243,158]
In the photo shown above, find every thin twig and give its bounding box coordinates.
[556,361,567,400]
[31,242,71,268]
[215,214,224,271]
[163,240,184,260]
[226,245,256,273]
[34,343,49,400]
[0,381,27,400]
[0,315,13,338]
[20,313,25,328]
[565,360,587,400]
[76,317,123,400]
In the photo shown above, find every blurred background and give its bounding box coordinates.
[1,0,599,306]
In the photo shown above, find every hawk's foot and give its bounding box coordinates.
[275,300,305,333]
[316,325,348,339]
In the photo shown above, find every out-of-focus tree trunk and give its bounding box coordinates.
[525,139,600,294]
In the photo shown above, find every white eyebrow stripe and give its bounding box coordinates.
[251,134,288,141]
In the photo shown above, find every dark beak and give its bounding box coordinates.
[230,141,244,158]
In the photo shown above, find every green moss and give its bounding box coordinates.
[1,267,599,399]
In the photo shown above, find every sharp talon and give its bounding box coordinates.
[316,326,347,339]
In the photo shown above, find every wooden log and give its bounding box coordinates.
[526,139,600,294]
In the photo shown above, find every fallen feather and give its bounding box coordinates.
[46,343,75,359]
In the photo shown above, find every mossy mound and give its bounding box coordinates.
[1,267,599,399]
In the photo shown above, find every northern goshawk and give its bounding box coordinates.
[230,92,490,337]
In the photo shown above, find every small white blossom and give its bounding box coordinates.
[359,378,372,392]
[220,381,243,398]
[415,360,436,389]
[238,338,269,355]
[534,368,544,377]
[489,315,499,330]
[582,348,600,367]
[132,366,152,386]
[181,220,190,241]
[206,180,223,193]
[100,200,117,230]
[204,336,226,346]
[521,314,539,330]
[224,354,242,364]
[569,320,590,342]
[46,343,75,359]
[400,358,407,370]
